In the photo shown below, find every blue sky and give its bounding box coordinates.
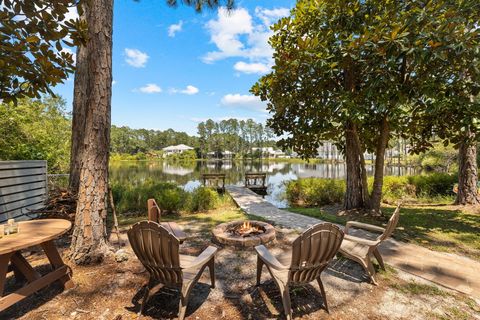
[54,0,296,135]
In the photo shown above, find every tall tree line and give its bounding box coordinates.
[110,126,199,155]
[197,118,276,158]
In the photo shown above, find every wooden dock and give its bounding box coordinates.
[225,185,319,229]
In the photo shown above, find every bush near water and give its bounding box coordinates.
[111,179,222,215]
[285,173,457,207]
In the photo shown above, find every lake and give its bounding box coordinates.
[110,160,418,208]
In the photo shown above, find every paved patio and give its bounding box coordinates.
[226,185,480,299]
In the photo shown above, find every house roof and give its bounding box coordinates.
[162,144,194,151]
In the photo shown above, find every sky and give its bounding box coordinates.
[53,0,296,136]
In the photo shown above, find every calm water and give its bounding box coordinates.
[110,160,418,208]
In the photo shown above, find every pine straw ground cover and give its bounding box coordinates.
[2,203,479,320]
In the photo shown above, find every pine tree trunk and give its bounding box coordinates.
[68,5,88,194]
[344,122,370,210]
[370,117,390,213]
[456,132,479,205]
[69,0,113,264]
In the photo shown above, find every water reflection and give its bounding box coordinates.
[110,160,419,207]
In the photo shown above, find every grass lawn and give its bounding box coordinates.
[288,205,480,261]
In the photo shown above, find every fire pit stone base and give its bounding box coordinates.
[212,220,276,248]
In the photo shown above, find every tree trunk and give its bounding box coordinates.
[68,5,88,194]
[456,132,480,205]
[69,0,113,264]
[344,122,370,210]
[370,117,390,213]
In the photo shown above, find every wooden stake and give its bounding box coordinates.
[108,187,121,247]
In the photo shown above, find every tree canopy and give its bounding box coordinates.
[0,0,82,103]
[252,0,480,211]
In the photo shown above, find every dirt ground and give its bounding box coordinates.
[2,219,479,320]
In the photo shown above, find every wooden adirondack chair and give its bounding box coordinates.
[339,203,401,285]
[147,198,187,243]
[255,223,344,319]
[127,221,217,320]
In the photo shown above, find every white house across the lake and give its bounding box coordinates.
[162,144,194,156]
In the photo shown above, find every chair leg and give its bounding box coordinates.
[316,277,329,313]
[139,283,151,316]
[364,257,378,285]
[280,285,292,320]
[178,290,190,320]
[208,258,215,289]
[256,256,264,286]
[373,248,385,271]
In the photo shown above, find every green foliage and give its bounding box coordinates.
[286,174,457,207]
[408,143,458,173]
[186,187,220,212]
[0,97,71,173]
[408,173,457,198]
[285,178,345,207]
[197,118,277,159]
[165,149,197,162]
[110,126,199,155]
[376,176,415,203]
[0,0,82,103]
[111,180,187,214]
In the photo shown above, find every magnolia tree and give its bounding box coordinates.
[0,0,80,103]
[252,0,480,213]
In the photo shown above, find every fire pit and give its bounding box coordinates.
[212,220,276,248]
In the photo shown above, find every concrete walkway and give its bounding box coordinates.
[226,185,480,299]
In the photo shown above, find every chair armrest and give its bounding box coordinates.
[181,246,217,270]
[255,245,288,271]
[344,234,380,247]
[345,221,385,235]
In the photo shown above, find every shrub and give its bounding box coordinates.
[368,176,416,204]
[407,173,457,197]
[285,178,345,207]
[111,179,187,214]
[187,187,220,212]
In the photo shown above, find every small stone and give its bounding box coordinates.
[114,249,129,262]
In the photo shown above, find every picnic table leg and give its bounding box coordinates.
[10,252,41,283]
[0,253,13,297]
[40,241,74,289]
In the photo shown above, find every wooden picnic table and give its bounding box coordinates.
[0,219,74,312]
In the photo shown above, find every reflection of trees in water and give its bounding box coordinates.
[110,160,420,188]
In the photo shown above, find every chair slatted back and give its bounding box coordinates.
[289,223,344,283]
[147,198,161,223]
[128,221,183,285]
[378,203,401,242]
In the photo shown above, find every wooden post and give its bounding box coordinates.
[108,188,121,247]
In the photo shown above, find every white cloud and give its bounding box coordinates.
[124,48,149,68]
[170,85,200,95]
[255,7,290,26]
[221,94,267,113]
[168,20,184,37]
[139,83,162,94]
[112,80,117,85]
[202,6,290,70]
[234,61,270,74]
